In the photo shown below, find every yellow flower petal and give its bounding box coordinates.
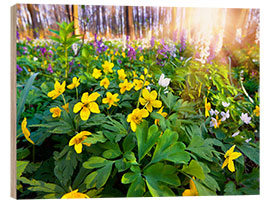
[89,102,100,113]
[80,107,91,121]
[81,92,89,104]
[74,143,83,154]
[130,121,137,132]
[88,92,100,102]
[73,102,84,113]
[152,100,162,108]
[230,152,242,160]
[228,159,235,172]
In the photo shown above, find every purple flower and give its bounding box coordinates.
[179,29,187,52]
[118,59,122,64]
[40,47,47,55]
[150,36,155,47]
[127,45,136,60]
[47,64,53,73]
[16,31,20,40]
[17,65,23,73]
[48,50,53,57]
[26,37,31,42]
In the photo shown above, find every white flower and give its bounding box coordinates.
[232,131,240,137]
[210,117,218,128]
[33,57,38,61]
[240,113,251,124]
[158,73,170,88]
[72,43,78,55]
[146,86,151,91]
[210,109,219,116]
[221,110,230,121]
[245,138,252,143]
[222,102,230,108]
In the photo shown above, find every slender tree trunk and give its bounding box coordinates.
[27,4,39,38]
[73,5,79,35]
[102,6,107,36]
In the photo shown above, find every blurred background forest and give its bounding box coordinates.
[16,4,259,48]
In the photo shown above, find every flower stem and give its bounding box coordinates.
[61,94,67,105]
[75,87,78,100]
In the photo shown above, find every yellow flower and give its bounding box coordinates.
[253,105,260,117]
[61,189,90,199]
[111,55,115,61]
[69,131,91,154]
[144,68,152,78]
[139,55,144,62]
[222,145,242,172]
[21,118,34,145]
[100,78,110,89]
[119,79,134,94]
[102,61,114,74]
[205,98,211,117]
[47,81,66,100]
[133,75,150,91]
[139,88,162,112]
[67,77,80,89]
[110,50,114,55]
[132,71,138,78]
[154,106,168,125]
[102,92,120,109]
[95,56,98,60]
[50,107,62,118]
[117,69,127,81]
[73,92,100,120]
[62,103,69,112]
[182,177,198,196]
[92,68,102,79]
[127,108,149,132]
[122,52,126,58]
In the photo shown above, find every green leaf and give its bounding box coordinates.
[18,177,65,197]
[238,144,259,165]
[84,161,113,189]
[83,156,112,169]
[16,161,29,178]
[101,142,122,159]
[150,112,166,131]
[151,129,190,164]
[187,136,215,162]
[121,172,140,184]
[193,179,217,196]
[224,181,242,195]
[17,72,39,123]
[181,160,205,180]
[144,163,180,197]
[136,121,160,162]
[82,131,107,145]
[127,176,146,197]
[53,146,80,187]
[161,92,178,110]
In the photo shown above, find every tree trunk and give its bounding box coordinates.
[73,5,79,35]
[125,6,135,40]
[27,4,39,38]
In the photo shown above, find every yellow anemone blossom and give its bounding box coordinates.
[253,105,260,117]
[133,75,150,91]
[132,71,138,78]
[117,69,127,81]
[182,177,199,196]
[102,61,114,74]
[102,92,120,109]
[73,92,100,120]
[100,78,110,89]
[222,145,242,172]
[50,107,62,118]
[119,79,134,94]
[144,68,152,78]
[92,68,102,79]
[111,55,115,61]
[204,98,211,117]
[127,108,149,132]
[139,55,144,62]
[62,103,69,112]
[47,81,66,100]
[122,52,126,58]
[139,88,162,112]
[154,106,168,125]
[61,189,90,199]
[67,77,80,89]
[21,117,34,145]
[69,131,91,154]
